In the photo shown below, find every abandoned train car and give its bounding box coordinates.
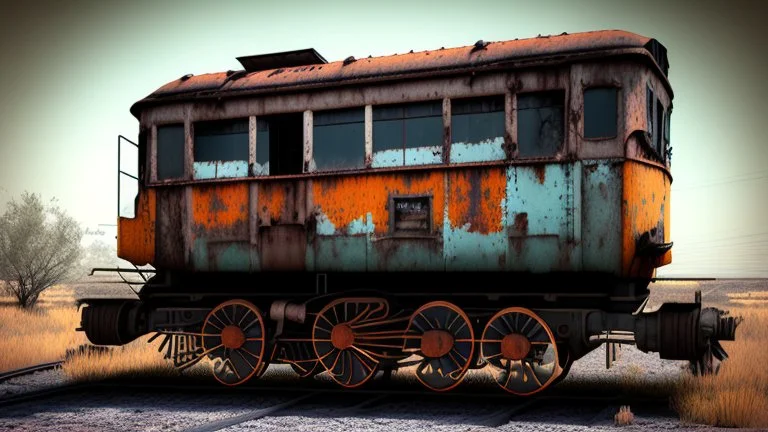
[80,30,739,394]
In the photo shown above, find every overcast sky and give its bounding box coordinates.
[0,0,765,277]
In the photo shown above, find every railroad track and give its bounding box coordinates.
[0,362,674,430]
[0,361,63,383]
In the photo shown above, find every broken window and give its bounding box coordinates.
[517,91,564,158]
[450,96,505,163]
[254,119,270,175]
[156,124,184,180]
[193,118,249,179]
[313,108,365,171]
[656,98,664,157]
[646,85,654,141]
[583,87,618,139]
[373,101,443,167]
[260,113,304,176]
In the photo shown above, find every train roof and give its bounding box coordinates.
[130,30,670,119]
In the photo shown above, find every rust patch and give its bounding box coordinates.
[501,333,531,361]
[192,183,248,229]
[312,171,445,235]
[117,188,156,266]
[512,212,529,236]
[421,330,454,358]
[447,167,505,233]
[533,165,546,184]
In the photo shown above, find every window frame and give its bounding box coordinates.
[312,107,366,172]
[372,100,444,167]
[582,86,619,141]
[154,121,187,182]
[388,193,434,237]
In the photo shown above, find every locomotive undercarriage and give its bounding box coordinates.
[79,271,739,395]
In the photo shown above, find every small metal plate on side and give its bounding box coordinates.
[390,195,432,235]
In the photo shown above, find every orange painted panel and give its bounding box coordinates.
[447,168,505,233]
[312,172,445,234]
[117,188,156,266]
[621,161,672,277]
[191,183,249,229]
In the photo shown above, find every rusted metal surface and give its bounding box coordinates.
[132,30,669,117]
[117,188,155,265]
[621,160,672,277]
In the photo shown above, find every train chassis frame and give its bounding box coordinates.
[79,271,740,395]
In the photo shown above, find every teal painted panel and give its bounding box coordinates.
[371,149,403,168]
[581,160,622,273]
[192,237,209,271]
[443,222,507,270]
[507,236,562,273]
[505,164,571,236]
[405,146,442,166]
[213,242,251,271]
[315,236,367,271]
[450,138,506,163]
[193,160,248,179]
[368,238,444,271]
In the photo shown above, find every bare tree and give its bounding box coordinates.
[0,192,83,308]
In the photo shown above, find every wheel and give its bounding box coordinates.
[402,301,475,391]
[201,299,267,386]
[290,361,322,378]
[480,307,561,395]
[312,297,406,388]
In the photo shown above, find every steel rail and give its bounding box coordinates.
[0,361,64,383]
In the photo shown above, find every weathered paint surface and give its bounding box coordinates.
[193,161,249,180]
[371,149,403,168]
[117,188,155,265]
[120,160,668,278]
[622,160,672,277]
[405,146,442,166]
[450,137,506,163]
[581,160,622,272]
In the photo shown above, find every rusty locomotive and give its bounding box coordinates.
[80,30,739,395]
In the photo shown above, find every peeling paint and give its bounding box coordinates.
[371,149,403,168]
[315,212,337,235]
[449,137,505,163]
[251,161,270,176]
[193,160,249,179]
[405,146,442,166]
[348,213,375,235]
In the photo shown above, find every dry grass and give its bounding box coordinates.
[0,286,86,372]
[0,285,191,382]
[673,305,768,428]
[60,334,181,383]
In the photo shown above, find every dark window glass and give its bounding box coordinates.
[373,101,443,154]
[157,124,184,180]
[646,86,654,139]
[584,88,618,139]
[655,99,664,156]
[194,119,249,162]
[451,96,505,144]
[313,108,365,171]
[517,91,564,158]
[255,119,270,169]
[664,108,671,143]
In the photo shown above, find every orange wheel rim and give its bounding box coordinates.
[481,306,560,396]
[202,299,266,387]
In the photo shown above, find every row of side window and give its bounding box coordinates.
[155,88,619,181]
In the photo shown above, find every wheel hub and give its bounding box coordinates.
[500,333,531,360]
[421,329,454,358]
[330,324,355,350]
[220,325,246,349]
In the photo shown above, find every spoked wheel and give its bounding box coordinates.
[312,297,406,388]
[481,307,561,395]
[403,301,475,392]
[202,299,267,386]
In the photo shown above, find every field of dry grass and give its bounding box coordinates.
[672,301,768,428]
[1,280,767,428]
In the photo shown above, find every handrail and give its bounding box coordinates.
[117,135,139,217]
